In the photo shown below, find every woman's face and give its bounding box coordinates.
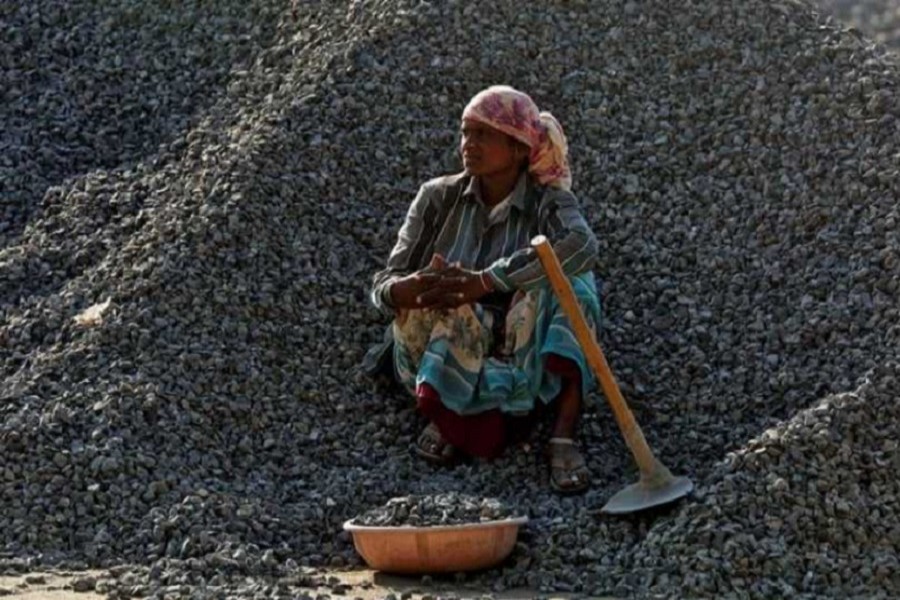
[460,119,525,177]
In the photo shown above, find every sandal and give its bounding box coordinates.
[547,437,591,495]
[415,422,459,466]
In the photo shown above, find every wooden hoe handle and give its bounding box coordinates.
[531,236,662,475]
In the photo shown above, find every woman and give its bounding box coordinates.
[368,85,600,494]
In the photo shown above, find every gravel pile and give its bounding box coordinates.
[0,0,279,248]
[2,0,900,598]
[352,494,515,527]
[624,362,900,598]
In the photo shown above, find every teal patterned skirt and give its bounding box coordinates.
[392,272,601,415]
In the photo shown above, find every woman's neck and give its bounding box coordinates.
[479,168,521,207]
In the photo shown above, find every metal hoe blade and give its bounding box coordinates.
[602,463,694,514]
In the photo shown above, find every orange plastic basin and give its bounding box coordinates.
[343,517,528,574]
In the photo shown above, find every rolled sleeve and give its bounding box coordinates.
[483,189,598,291]
[370,183,436,314]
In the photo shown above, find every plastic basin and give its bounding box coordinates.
[343,517,528,574]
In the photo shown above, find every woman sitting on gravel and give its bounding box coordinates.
[368,86,600,494]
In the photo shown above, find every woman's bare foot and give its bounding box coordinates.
[415,422,458,465]
[548,437,591,494]
[547,360,589,493]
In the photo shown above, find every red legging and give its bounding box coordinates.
[416,354,580,459]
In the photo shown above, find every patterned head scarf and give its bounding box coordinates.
[462,85,572,191]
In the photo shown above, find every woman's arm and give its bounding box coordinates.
[370,183,440,313]
[481,188,598,291]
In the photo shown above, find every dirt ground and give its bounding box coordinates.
[0,572,105,600]
[0,570,599,600]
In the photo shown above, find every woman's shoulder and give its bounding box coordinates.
[411,172,471,210]
[420,171,470,195]
[532,180,579,207]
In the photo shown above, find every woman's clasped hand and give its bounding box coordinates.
[389,254,491,310]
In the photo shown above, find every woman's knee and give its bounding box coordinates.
[545,353,581,383]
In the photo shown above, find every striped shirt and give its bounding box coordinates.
[370,171,598,313]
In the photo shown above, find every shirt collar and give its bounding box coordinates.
[463,171,530,210]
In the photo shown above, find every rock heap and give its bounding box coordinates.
[352,494,515,527]
[2,0,899,597]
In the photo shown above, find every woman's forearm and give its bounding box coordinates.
[483,228,597,292]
